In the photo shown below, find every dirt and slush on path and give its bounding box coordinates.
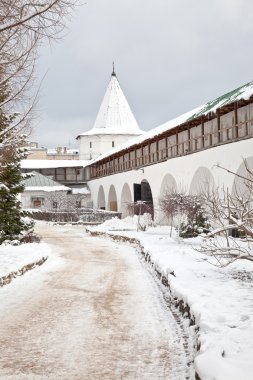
[0,223,194,379]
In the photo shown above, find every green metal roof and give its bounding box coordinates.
[187,80,253,122]
[23,171,66,187]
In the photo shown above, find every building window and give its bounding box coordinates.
[55,168,65,181]
[90,141,92,148]
[52,201,58,209]
[112,141,115,147]
[76,200,81,208]
[32,197,44,208]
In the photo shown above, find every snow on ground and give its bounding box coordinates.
[0,241,51,279]
[88,216,253,380]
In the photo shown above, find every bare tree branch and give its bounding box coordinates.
[197,161,253,267]
[0,0,80,164]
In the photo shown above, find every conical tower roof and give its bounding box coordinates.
[79,69,142,136]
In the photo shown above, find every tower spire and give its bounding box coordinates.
[112,61,116,77]
[91,67,141,134]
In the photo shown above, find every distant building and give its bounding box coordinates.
[46,147,79,160]
[21,171,71,209]
[21,171,91,211]
[21,160,92,208]
[26,142,47,160]
[27,143,79,160]
[22,68,143,211]
[76,67,143,160]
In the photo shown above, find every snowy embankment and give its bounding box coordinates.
[0,242,50,287]
[87,216,253,380]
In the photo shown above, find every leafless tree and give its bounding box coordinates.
[197,160,253,266]
[126,200,154,231]
[159,187,208,237]
[44,191,86,212]
[127,200,153,217]
[160,188,184,234]
[0,0,80,152]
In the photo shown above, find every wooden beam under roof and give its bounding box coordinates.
[92,96,253,168]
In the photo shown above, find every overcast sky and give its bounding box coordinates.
[34,0,253,148]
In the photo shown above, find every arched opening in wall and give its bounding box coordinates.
[231,157,253,237]
[189,167,214,195]
[108,184,118,212]
[160,174,177,198]
[232,157,253,197]
[97,185,106,210]
[120,183,132,218]
[133,179,154,219]
[159,174,177,225]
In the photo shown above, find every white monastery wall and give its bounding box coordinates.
[21,190,47,209]
[88,138,253,223]
[79,134,141,160]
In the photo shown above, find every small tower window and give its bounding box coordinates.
[112,141,115,147]
[76,200,81,209]
[90,141,92,148]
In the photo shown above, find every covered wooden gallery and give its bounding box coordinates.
[90,81,253,179]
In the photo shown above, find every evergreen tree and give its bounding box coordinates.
[0,152,31,243]
[0,81,32,243]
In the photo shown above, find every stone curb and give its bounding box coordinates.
[87,229,201,380]
[0,257,48,288]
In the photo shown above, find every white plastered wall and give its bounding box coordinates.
[78,134,141,160]
[88,138,253,223]
[21,190,47,209]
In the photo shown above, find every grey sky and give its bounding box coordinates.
[34,0,253,148]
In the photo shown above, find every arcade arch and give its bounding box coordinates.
[159,173,177,198]
[108,184,118,211]
[232,156,253,197]
[158,174,177,225]
[120,183,132,218]
[189,167,214,195]
[97,185,106,209]
[141,179,153,204]
[132,179,154,218]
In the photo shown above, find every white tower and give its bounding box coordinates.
[77,66,143,160]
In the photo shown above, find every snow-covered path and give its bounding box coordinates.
[0,224,191,379]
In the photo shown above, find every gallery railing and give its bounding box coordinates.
[91,120,253,179]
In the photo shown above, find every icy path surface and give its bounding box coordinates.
[0,224,190,380]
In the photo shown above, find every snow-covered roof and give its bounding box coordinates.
[77,71,143,138]
[22,172,71,192]
[47,148,79,154]
[71,186,90,195]
[188,80,253,121]
[78,127,142,137]
[21,159,90,169]
[91,80,253,164]
[25,186,70,192]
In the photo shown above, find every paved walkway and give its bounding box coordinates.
[0,224,190,379]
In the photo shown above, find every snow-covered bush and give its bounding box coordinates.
[126,200,154,220]
[20,231,40,243]
[137,213,154,232]
[160,189,210,238]
[179,201,210,238]
[126,201,154,232]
